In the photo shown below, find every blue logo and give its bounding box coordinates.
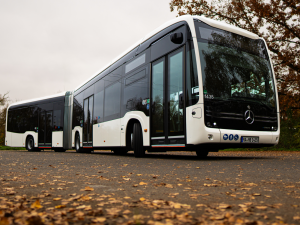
[223,134,228,140]
[234,134,239,141]
[229,134,234,141]
[147,104,149,110]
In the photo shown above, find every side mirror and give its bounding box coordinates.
[170,32,183,44]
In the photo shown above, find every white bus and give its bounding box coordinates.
[5,15,280,157]
[5,92,73,151]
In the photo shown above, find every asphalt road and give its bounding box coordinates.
[1,150,300,225]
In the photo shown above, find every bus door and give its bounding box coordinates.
[151,47,185,147]
[83,95,94,147]
[38,110,53,147]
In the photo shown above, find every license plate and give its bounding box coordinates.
[241,136,259,143]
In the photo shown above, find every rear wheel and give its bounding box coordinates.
[26,136,40,152]
[196,149,209,158]
[132,123,144,158]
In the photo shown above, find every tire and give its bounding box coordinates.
[132,123,144,158]
[196,149,209,158]
[26,136,40,152]
[75,133,83,153]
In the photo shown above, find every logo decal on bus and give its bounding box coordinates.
[223,134,228,140]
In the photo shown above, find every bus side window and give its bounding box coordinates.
[122,67,149,116]
[104,79,121,122]
[94,79,104,124]
[186,41,199,106]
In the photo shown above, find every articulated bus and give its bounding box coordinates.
[5,15,280,157]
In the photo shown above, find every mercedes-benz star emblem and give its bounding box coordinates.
[245,110,254,124]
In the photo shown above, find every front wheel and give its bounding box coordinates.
[132,123,145,158]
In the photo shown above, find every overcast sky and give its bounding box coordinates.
[0,0,178,103]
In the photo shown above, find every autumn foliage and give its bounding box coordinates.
[0,93,8,146]
[170,0,300,118]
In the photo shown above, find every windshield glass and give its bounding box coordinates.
[195,21,276,109]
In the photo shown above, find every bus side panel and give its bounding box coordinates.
[121,111,150,147]
[10,132,23,147]
[52,131,63,147]
[5,131,12,147]
[186,104,221,145]
[93,119,121,147]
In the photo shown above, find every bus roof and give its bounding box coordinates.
[8,92,66,109]
[75,15,259,92]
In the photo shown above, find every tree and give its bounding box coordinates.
[0,93,9,146]
[170,0,300,117]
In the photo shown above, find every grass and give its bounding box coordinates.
[0,146,26,150]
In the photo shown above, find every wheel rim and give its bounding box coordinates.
[28,139,33,150]
[76,137,79,151]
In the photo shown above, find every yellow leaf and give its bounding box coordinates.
[140,197,146,201]
[139,182,147,185]
[84,186,94,191]
[55,205,66,209]
[92,217,106,223]
[31,199,43,209]
[256,206,267,210]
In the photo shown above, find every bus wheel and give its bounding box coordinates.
[196,150,209,158]
[75,134,83,153]
[26,136,38,152]
[133,122,144,158]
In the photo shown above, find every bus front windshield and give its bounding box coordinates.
[195,21,276,109]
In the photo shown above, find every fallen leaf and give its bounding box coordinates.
[76,205,87,210]
[84,186,94,191]
[252,193,261,196]
[92,217,106,223]
[219,203,231,209]
[256,206,268,210]
[31,199,43,209]
[123,210,131,214]
[55,205,66,209]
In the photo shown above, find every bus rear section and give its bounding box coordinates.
[5,92,73,151]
